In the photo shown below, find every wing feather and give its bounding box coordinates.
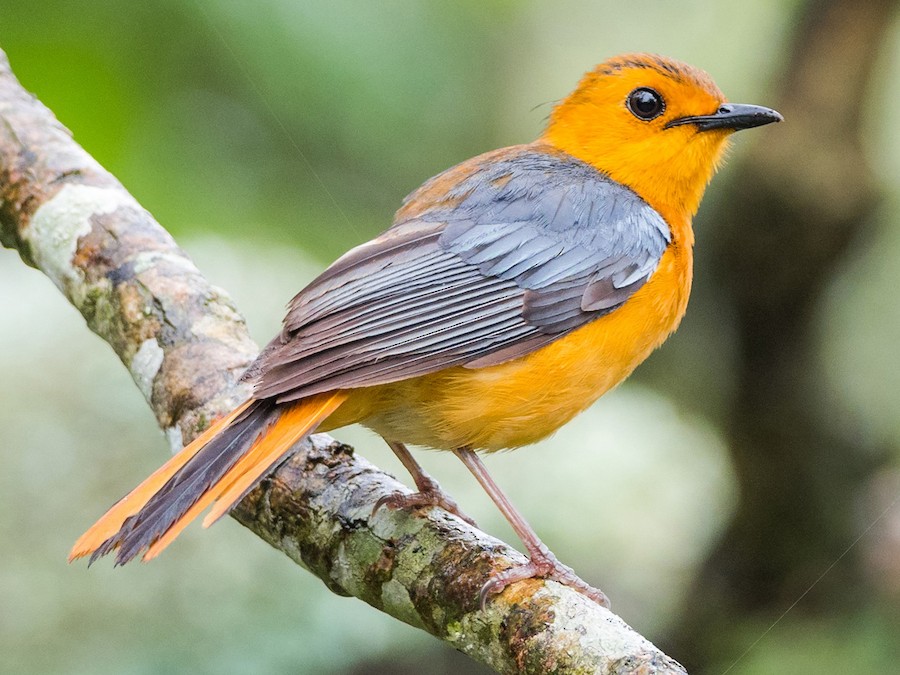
[251,145,670,401]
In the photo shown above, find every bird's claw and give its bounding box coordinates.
[372,479,477,527]
[479,551,610,610]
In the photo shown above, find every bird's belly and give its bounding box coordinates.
[323,246,691,452]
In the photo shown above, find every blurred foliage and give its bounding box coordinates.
[2,1,899,674]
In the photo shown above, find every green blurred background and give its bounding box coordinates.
[2,1,899,673]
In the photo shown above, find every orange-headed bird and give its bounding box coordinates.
[71,54,781,607]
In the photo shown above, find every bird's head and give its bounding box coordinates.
[543,53,781,227]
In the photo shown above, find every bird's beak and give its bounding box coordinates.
[666,103,783,132]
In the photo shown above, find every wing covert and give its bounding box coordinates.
[251,145,670,401]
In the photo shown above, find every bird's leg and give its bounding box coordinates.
[374,440,476,526]
[452,447,610,609]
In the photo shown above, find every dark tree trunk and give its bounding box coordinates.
[668,0,900,667]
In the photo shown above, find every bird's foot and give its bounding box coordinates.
[373,476,477,527]
[480,546,610,609]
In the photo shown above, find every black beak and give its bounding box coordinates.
[666,103,783,132]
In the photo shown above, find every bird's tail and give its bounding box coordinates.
[69,391,347,565]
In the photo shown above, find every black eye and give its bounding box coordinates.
[626,88,665,120]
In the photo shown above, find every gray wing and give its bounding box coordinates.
[252,146,670,402]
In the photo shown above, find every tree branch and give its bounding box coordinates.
[0,48,684,675]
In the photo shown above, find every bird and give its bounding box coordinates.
[70,53,781,607]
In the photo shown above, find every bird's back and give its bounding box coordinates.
[319,143,693,451]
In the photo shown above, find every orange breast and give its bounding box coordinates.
[322,242,693,452]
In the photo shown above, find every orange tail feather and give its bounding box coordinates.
[68,399,253,562]
[70,392,346,565]
[143,393,346,561]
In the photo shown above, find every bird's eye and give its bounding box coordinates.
[626,88,665,121]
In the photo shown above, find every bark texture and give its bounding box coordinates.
[0,48,685,674]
